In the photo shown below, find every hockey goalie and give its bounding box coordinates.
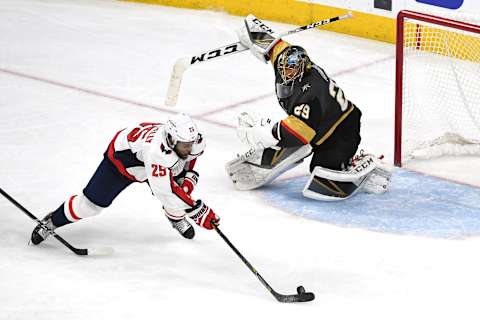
[225,15,393,201]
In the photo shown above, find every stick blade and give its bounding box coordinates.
[86,247,114,256]
[165,58,189,107]
[275,291,315,303]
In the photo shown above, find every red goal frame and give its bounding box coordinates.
[394,10,480,166]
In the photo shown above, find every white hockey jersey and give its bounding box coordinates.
[105,122,205,217]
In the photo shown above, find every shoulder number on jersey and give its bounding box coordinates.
[151,164,167,177]
[329,80,349,112]
[293,104,310,120]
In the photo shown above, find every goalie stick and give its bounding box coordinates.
[264,11,353,55]
[165,12,353,106]
[213,223,315,303]
[0,187,113,256]
[165,41,248,106]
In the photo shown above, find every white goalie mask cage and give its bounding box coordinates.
[165,113,199,148]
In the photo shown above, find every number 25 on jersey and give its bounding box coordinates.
[151,164,166,177]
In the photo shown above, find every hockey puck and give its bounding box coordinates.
[297,286,305,294]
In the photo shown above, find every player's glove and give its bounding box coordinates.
[180,170,199,195]
[186,200,220,230]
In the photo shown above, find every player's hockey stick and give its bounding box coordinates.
[0,187,113,256]
[165,12,353,106]
[213,223,315,303]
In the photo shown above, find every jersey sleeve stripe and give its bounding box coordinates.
[187,158,197,171]
[169,170,195,207]
[281,116,316,144]
[315,105,355,146]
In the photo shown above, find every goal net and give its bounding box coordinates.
[394,10,480,166]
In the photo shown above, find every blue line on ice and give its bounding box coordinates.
[260,170,480,238]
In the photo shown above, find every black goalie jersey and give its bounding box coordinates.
[269,41,362,152]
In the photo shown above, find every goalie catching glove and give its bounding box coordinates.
[186,200,220,230]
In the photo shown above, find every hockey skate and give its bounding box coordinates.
[30,213,56,245]
[167,216,195,239]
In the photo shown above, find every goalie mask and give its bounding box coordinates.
[277,46,310,85]
[276,46,310,99]
[165,113,199,159]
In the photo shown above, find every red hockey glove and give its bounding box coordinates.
[186,200,220,230]
[181,170,199,195]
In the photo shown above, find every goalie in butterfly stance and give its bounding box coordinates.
[225,15,392,200]
[31,113,219,245]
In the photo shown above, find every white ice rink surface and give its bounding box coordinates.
[1,1,480,319]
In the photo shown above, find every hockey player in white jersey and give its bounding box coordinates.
[31,113,219,245]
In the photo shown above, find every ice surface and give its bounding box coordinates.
[1,1,479,320]
[262,170,480,238]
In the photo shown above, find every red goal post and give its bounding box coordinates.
[394,10,480,167]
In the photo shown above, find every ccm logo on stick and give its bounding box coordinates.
[190,44,239,65]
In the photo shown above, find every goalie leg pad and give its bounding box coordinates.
[303,167,367,201]
[303,154,392,201]
[226,145,312,190]
[362,162,393,194]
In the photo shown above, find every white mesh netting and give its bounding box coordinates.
[401,13,480,162]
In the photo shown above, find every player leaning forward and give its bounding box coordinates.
[226,15,392,200]
[31,113,219,245]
